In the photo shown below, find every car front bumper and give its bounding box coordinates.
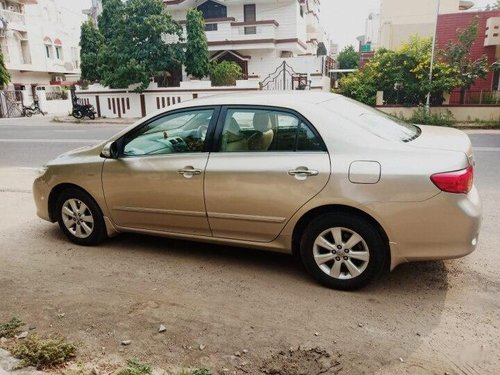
[33,175,52,222]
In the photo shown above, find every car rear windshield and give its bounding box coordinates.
[321,98,421,142]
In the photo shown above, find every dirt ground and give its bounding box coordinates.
[0,168,499,375]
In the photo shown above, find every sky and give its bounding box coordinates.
[321,0,495,50]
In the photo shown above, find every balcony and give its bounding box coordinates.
[0,9,26,31]
[485,17,500,46]
[181,19,280,49]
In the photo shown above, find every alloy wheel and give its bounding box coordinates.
[313,227,370,279]
[61,199,94,239]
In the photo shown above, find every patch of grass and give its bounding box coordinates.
[0,317,24,338]
[11,334,77,369]
[178,369,212,375]
[117,360,152,375]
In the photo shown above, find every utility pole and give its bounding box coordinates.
[426,0,441,113]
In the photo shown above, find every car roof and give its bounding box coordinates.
[177,91,343,109]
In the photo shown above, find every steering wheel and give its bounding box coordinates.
[197,125,209,139]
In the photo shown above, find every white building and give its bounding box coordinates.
[165,0,331,87]
[0,0,85,102]
[377,0,474,50]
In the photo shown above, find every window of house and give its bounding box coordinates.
[244,4,257,35]
[197,0,227,19]
[219,108,325,152]
[205,23,218,31]
[55,46,63,59]
[45,44,52,59]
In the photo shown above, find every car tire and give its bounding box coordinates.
[300,212,387,290]
[55,188,107,246]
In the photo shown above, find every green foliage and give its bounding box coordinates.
[185,9,210,79]
[440,18,489,103]
[404,106,455,126]
[117,360,152,375]
[0,48,10,89]
[339,36,459,106]
[97,0,184,92]
[12,334,76,369]
[209,61,242,86]
[0,317,24,338]
[337,45,359,70]
[192,370,212,375]
[80,20,104,82]
[98,0,125,41]
[316,42,327,56]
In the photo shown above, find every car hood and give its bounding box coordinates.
[47,143,104,166]
[409,125,473,159]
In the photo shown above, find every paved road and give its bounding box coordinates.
[0,117,129,167]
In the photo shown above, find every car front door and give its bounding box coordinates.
[204,106,331,242]
[102,107,219,236]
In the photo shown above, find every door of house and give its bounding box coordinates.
[244,4,256,35]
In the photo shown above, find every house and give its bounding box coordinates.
[164,0,332,89]
[0,0,84,105]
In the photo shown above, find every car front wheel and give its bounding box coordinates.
[300,212,387,290]
[56,188,107,246]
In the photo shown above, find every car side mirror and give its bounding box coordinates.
[100,141,118,159]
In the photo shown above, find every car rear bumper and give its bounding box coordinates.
[369,187,482,269]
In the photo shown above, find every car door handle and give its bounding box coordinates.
[178,167,202,178]
[288,168,319,178]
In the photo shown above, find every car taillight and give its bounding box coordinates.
[430,165,474,194]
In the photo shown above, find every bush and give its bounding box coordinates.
[12,334,77,369]
[0,317,24,338]
[209,61,242,87]
[404,106,455,126]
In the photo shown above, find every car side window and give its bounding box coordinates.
[123,109,214,157]
[219,108,324,152]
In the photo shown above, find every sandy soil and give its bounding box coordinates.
[0,168,499,374]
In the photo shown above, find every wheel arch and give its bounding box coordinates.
[291,204,391,270]
[48,183,102,222]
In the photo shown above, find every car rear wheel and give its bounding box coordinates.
[56,188,107,246]
[300,212,386,290]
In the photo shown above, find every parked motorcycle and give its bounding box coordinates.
[22,101,45,117]
[72,98,97,120]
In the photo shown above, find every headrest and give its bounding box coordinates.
[226,117,241,135]
[253,112,272,132]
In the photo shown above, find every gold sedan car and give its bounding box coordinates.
[33,92,482,290]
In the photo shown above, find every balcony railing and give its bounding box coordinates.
[0,9,26,29]
[182,19,279,45]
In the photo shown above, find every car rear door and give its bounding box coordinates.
[204,106,331,242]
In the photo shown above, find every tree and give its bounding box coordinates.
[337,45,359,70]
[0,49,10,89]
[485,0,500,10]
[97,0,184,92]
[339,36,458,106]
[98,0,125,41]
[185,8,210,79]
[316,42,327,56]
[440,18,489,104]
[80,20,104,83]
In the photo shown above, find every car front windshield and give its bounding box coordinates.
[321,98,421,142]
